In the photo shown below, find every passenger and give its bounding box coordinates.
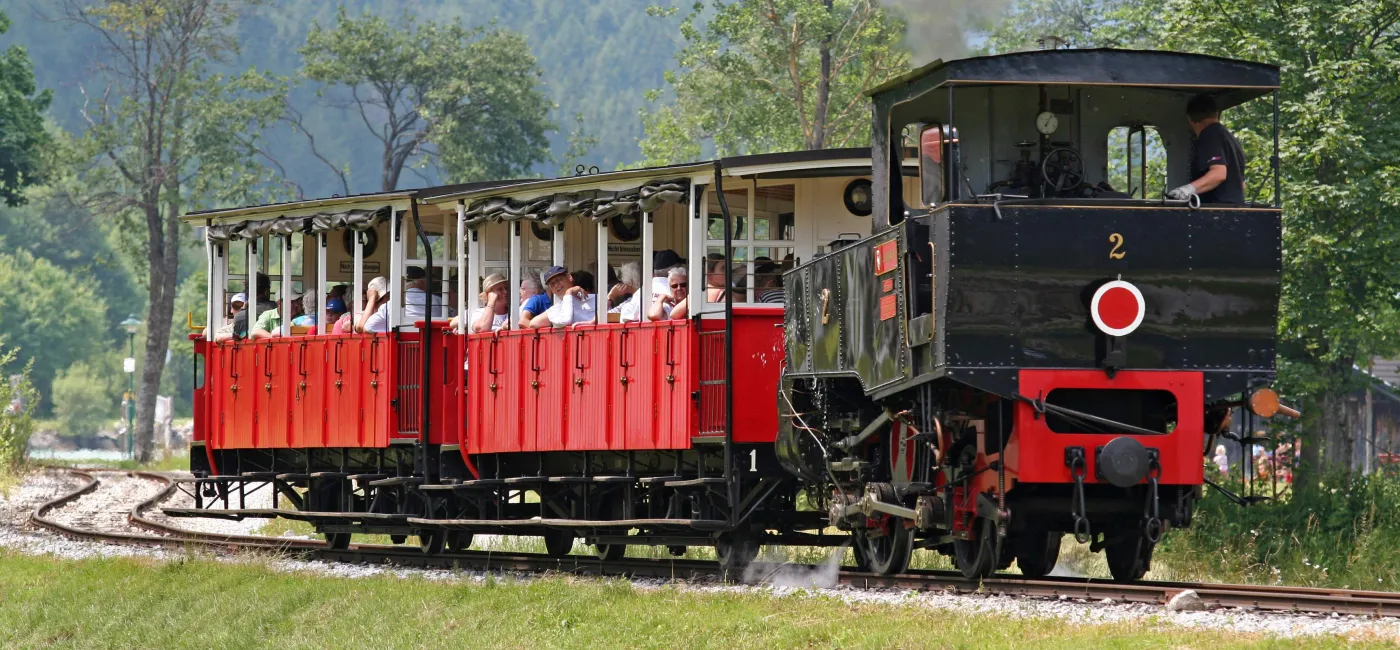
[252,287,304,339]
[755,262,785,303]
[322,297,348,335]
[214,274,273,342]
[704,258,731,302]
[528,266,596,328]
[403,266,444,320]
[227,292,246,320]
[292,293,318,328]
[649,267,690,321]
[519,276,551,322]
[572,269,596,295]
[355,276,392,334]
[464,273,510,333]
[607,261,640,310]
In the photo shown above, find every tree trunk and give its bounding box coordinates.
[807,0,835,150]
[133,193,181,463]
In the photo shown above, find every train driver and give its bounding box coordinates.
[528,265,595,328]
[1167,94,1246,205]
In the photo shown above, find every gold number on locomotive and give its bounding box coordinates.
[1108,233,1126,260]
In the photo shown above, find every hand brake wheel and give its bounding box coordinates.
[1041,147,1085,195]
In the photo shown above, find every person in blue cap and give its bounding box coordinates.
[528,265,595,328]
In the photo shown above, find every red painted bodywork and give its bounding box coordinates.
[1010,369,1205,486]
[191,309,788,470]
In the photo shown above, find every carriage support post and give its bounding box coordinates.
[712,160,738,525]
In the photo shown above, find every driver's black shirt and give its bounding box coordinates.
[1189,122,1246,204]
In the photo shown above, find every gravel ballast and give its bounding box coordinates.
[2,468,1398,641]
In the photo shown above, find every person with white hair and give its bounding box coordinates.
[650,266,691,321]
[519,275,551,322]
[355,276,392,333]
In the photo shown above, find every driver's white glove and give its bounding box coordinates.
[1167,183,1197,200]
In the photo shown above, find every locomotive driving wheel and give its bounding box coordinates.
[1014,531,1062,578]
[954,517,996,579]
[852,516,913,575]
[1105,532,1155,581]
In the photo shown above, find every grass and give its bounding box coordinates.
[0,551,1385,649]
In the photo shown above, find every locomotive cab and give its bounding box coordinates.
[779,48,1295,580]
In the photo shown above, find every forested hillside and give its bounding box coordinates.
[0,0,681,197]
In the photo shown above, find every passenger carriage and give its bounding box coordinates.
[177,150,913,559]
[174,48,1298,579]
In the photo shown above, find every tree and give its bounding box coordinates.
[0,10,53,206]
[1163,0,1400,479]
[639,0,910,165]
[0,250,107,408]
[62,0,285,462]
[52,362,112,439]
[0,340,39,471]
[300,8,554,190]
[981,0,1167,53]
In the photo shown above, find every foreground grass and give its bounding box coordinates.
[0,552,1381,649]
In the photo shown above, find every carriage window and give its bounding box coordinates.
[1108,126,1167,199]
[706,185,796,306]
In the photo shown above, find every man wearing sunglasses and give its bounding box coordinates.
[649,267,691,321]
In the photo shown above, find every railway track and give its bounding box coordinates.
[26,468,1400,618]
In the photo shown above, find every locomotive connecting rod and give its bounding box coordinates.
[833,410,893,450]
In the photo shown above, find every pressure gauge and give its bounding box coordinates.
[1035,111,1059,135]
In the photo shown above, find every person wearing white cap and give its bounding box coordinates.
[228,292,247,319]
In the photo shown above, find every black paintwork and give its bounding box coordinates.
[784,203,1281,403]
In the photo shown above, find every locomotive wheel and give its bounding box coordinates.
[715,534,759,577]
[324,532,351,550]
[445,531,473,553]
[853,519,914,575]
[953,518,996,579]
[1014,531,1062,578]
[544,530,576,558]
[390,534,408,545]
[668,545,687,557]
[1105,532,1155,581]
[418,530,444,555]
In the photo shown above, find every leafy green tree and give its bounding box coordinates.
[639,0,911,165]
[0,250,106,410]
[981,0,1167,53]
[52,362,112,438]
[1163,0,1400,478]
[300,7,554,190]
[61,0,285,462]
[0,9,53,206]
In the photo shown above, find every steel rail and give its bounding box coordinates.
[26,469,1400,618]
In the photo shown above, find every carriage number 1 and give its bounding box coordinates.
[1108,233,1126,259]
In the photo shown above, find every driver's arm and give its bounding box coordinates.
[1190,165,1229,193]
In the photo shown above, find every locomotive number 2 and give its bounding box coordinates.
[1108,233,1126,259]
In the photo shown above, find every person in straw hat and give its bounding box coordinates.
[450,273,510,333]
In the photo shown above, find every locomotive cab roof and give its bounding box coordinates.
[865,48,1281,227]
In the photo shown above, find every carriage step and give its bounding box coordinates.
[275,473,312,482]
[366,476,425,488]
[161,507,409,524]
[662,477,726,488]
[638,476,683,485]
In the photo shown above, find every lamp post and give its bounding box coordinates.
[121,315,141,459]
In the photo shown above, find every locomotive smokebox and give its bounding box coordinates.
[1098,436,1150,488]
